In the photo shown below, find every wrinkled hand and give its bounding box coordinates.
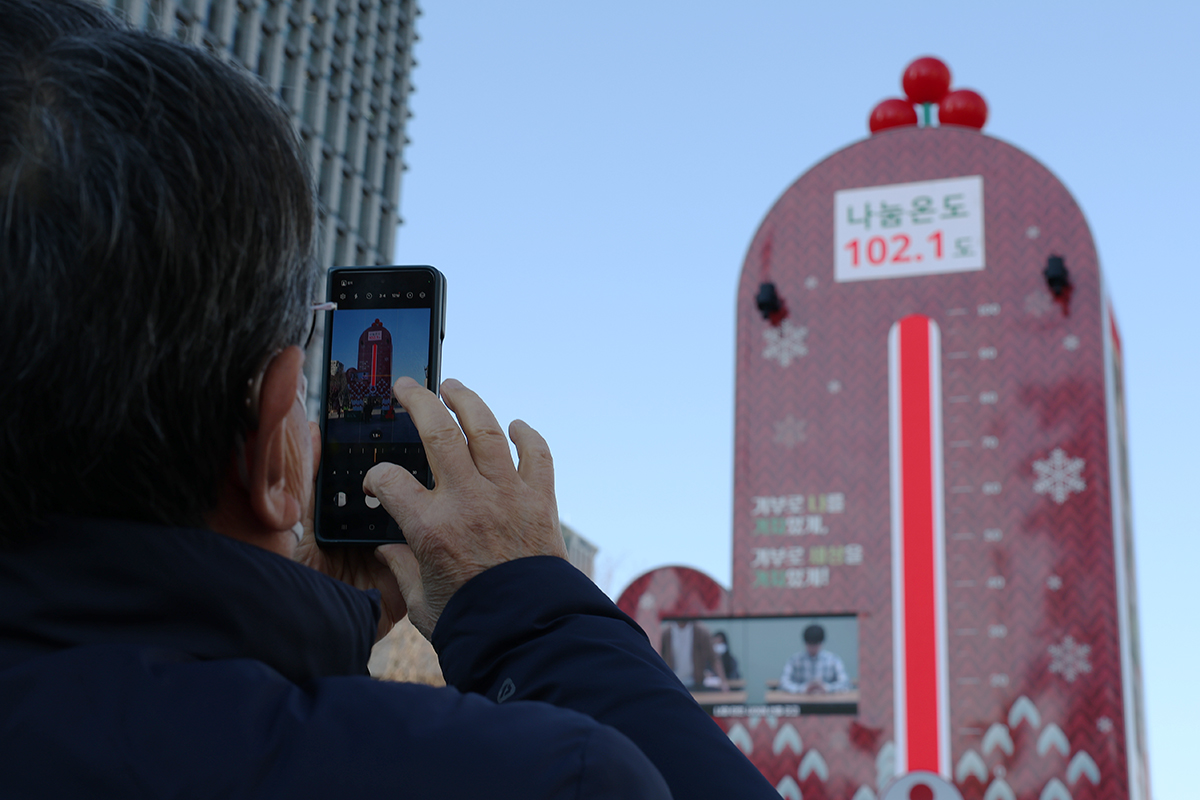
[294,421,408,642]
[365,377,567,639]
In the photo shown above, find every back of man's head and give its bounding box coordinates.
[0,0,319,543]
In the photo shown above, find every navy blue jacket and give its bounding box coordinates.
[0,518,776,798]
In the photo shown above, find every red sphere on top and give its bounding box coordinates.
[869,98,918,134]
[902,57,951,105]
[938,89,988,130]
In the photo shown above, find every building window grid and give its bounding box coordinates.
[256,2,289,92]
[278,4,310,113]
[230,3,259,69]
[101,0,417,272]
[99,0,417,407]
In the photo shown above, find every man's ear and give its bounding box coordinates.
[245,346,307,532]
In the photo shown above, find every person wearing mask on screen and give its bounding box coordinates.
[712,630,741,681]
[662,619,729,691]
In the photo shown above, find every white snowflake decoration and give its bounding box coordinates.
[1049,636,1092,682]
[1047,575,1063,590]
[762,320,808,367]
[1033,448,1086,504]
[1024,292,1053,318]
[804,276,819,290]
[1026,226,1041,239]
[1097,717,1114,733]
[1063,335,1080,351]
[773,416,807,448]
[827,380,842,394]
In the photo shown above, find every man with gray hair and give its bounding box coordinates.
[0,2,776,797]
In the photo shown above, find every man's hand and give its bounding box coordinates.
[365,377,567,639]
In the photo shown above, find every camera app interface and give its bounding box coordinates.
[321,271,434,541]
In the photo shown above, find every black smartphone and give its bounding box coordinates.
[315,265,446,545]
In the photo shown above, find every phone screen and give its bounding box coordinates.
[316,266,445,544]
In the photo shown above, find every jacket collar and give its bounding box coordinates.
[0,517,379,685]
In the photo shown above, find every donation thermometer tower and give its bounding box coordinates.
[725,58,1147,800]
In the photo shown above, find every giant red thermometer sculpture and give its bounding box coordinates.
[621,57,1148,800]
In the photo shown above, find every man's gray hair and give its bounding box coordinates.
[0,0,320,542]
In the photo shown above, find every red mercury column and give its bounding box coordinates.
[889,314,950,778]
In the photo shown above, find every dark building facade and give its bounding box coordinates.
[99,0,421,408]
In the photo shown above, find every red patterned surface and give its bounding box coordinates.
[616,565,730,650]
[726,126,1136,799]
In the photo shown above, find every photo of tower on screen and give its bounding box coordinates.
[326,307,430,445]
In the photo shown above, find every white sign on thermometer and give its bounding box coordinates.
[834,175,984,283]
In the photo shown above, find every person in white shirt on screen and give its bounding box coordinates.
[779,624,850,694]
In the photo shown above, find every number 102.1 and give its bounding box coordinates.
[844,231,943,267]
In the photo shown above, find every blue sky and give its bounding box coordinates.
[388,2,1199,794]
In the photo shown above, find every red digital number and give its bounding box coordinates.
[927,230,943,259]
[846,232,942,269]
[866,236,887,265]
[844,239,859,266]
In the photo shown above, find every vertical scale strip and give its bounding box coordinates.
[890,314,949,778]
[1103,294,1146,800]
